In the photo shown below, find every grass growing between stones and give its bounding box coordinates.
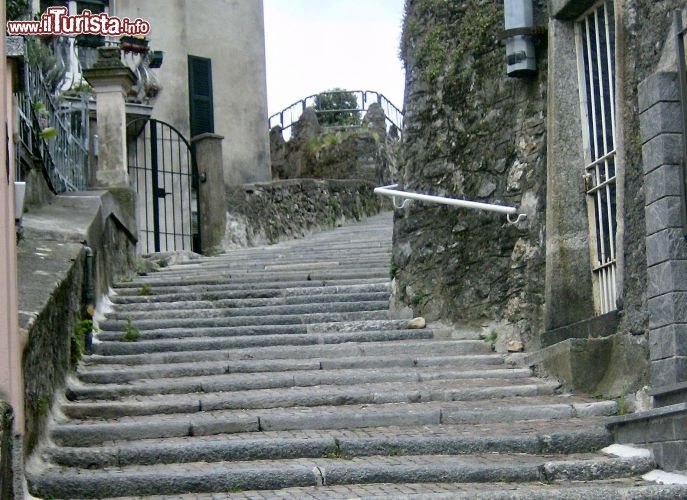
[119,316,140,342]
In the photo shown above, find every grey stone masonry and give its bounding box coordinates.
[640,71,687,387]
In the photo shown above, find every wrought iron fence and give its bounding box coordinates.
[269,90,403,140]
[17,63,90,192]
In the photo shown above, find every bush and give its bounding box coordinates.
[8,0,31,20]
[314,88,361,127]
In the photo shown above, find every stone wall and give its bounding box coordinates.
[18,191,137,454]
[270,105,399,184]
[393,0,548,349]
[224,179,387,248]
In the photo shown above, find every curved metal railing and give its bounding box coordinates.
[269,90,403,139]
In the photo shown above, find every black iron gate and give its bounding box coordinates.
[127,118,201,254]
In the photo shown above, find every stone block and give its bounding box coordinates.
[650,324,687,361]
[647,260,687,298]
[640,101,682,144]
[649,292,687,329]
[550,0,596,20]
[645,164,683,206]
[650,356,687,387]
[642,133,683,175]
[653,440,687,471]
[638,72,679,114]
[646,228,687,267]
[645,196,684,236]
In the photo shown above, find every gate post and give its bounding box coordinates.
[83,47,136,188]
[192,133,226,254]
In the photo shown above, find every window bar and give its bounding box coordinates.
[675,11,687,238]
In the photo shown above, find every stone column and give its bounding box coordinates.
[638,71,687,388]
[191,133,226,254]
[83,46,136,189]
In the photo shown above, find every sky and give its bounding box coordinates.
[262,0,406,119]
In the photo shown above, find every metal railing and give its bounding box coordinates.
[374,184,527,224]
[19,63,90,192]
[269,90,403,139]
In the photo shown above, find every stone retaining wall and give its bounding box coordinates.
[224,179,388,248]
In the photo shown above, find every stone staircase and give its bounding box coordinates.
[26,213,687,499]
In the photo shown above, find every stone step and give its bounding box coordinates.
[91,328,441,356]
[66,367,535,402]
[111,278,390,298]
[95,319,418,342]
[156,257,392,273]
[110,282,390,304]
[76,353,506,384]
[64,372,540,414]
[105,299,390,322]
[160,480,687,500]
[27,453,655,499]
[113,269,390,289]
[51,393,604,448]
[111,291,392,313]
[97,309,393,334]
[83,339,491,366]
[46,419,613,468]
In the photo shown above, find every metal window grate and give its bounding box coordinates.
[576,0,618,314]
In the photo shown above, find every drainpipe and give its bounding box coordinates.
[82,244,95,352]
[504,0,537,77]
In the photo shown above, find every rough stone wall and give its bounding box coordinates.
[0,402,14,499]
[224,179,387,248]
[22,250,85,454]
[270,106,399,184]
[394,0,548,348]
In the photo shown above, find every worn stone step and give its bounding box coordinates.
[77,354,506,384]
[27,453,655,498]
[98,309,392,334]
[64,372,540,416]
[50,394,601,448]
[95,319,416,342]
[142,264,392,282]
[83,339,493,366]
[91,328,440,356]
[111,278,390,298]
[46,420,613,468]
[110,283,390,305]
[172,480,687,500]
[113,269,390,289]
[156,257,392,274]
[111,291,392,313]
[66,367,534,402]
[105,299,390,322]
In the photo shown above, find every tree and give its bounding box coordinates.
[314,88,361,127]
[7,0,31,20]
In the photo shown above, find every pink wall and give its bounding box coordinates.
[0,1,25,433]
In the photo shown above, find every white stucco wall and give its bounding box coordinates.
[113,0,271,185]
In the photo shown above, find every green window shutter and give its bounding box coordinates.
[188,56,214,138]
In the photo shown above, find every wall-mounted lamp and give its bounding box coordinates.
[501,0,541,77]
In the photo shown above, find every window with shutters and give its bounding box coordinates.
[188,56,214,138]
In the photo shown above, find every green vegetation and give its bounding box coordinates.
[71,318,96,365]
[7,0,31,20]
[480,330,498,343]
[314,88,361,127]
[138,283,152,296]
[411,291,428,305]
[119,316,140,342]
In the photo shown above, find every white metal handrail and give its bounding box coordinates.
[374,184,527,224]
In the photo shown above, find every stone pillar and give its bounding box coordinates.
[83,46,136,189]
[638,71,687,388]
[191,133,227,255]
